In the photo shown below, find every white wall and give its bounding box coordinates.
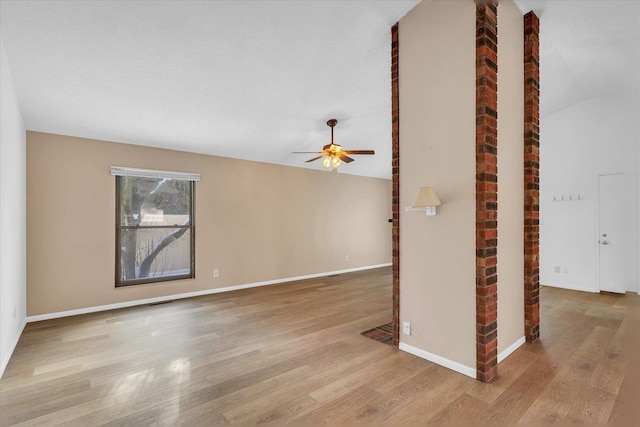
[0,37,27,377]
[540,96,639,293]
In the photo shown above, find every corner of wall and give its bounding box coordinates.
[0,37,27,378]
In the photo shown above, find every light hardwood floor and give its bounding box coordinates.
[1,267,638,425]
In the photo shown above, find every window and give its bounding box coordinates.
[112,167,198,286]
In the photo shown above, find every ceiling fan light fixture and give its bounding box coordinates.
[292,118,375,169]
[322,155,342,170]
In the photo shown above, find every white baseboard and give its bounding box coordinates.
[498,336,525,363]
[399,336,526,380]
[26,263,392,323]
[1,319,26,378]
[541,281,598,293]
[399,342,476,379]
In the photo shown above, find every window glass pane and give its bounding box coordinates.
[119,228,192,282]
[116,174,194,286]
[119,176,191,226]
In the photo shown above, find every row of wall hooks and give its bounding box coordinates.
[552,194,583,202]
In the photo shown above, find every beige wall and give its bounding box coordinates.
[497,0,525,354]
[27,132,391,316]
[399,0,477,369]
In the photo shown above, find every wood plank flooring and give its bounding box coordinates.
[1,267,638,425]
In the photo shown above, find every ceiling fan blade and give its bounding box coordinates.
[305,155,324,163]
[338,154,355,163]
[296,120,371,167]
[343,150,375,155]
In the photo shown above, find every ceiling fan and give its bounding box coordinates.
[292,119,375,170]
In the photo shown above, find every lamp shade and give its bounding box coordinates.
[412,186,442,207]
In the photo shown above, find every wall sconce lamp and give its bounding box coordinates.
[405,186,442,216]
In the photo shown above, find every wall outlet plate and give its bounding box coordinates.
[403,321,411,335]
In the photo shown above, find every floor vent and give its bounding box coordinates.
[148,300,173,306]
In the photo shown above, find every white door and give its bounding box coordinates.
[598,174,637,293]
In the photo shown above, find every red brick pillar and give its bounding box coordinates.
[391,23,401,347]
[476,0,499,383]
[523,11,540,343]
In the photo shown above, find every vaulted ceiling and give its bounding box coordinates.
[1,1,638,179]
[518,0,640,116]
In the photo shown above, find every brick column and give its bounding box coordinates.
[475,0,499,383]
[391,23,400,347]
[523,11,540,343]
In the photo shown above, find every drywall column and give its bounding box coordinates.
[523,11,540,342]
[398,0,525,380]
[391,23,401,347]
[475,0,500,382]
[399,0,477,378]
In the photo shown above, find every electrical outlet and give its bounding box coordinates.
[562,266,568,274]
[345,254,349,261]
[403,321,411,335]
[554,266,561,273]
[213,269,219,278]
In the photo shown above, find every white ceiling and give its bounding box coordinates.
[516,0,640,116]
[1,1,638,179]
